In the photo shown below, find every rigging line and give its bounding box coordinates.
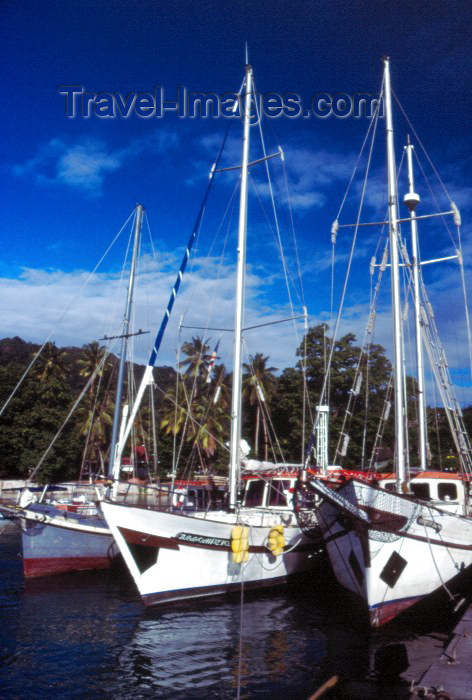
[280,147,306,308]
[26,348,116,482]
[178,91,245,332]
[171,339,182,482]
[179,83,245,302]
[368,375,393,470]
[392,89,452,205]
[361,241,393,467]
[262,401,286,464]
[146,113,237,370]
[156,381,230,456]
[401,270,413,475]
[424,171,472,380]
[412,149,456,249]
[422,508,455,602]
[335,85,383,222]
[78,348,110,479]
[431,381,443,470]
[198,181,238,345]
[0,207,135,419]
[363,248,391,470]
[309,82,382,459]
[254,88,302,339]
[254,107,305,308]
[236,552,245,700]
[301,313,311,463]
[403,272,420,469]
[329,237,335,410]
[247,170,305,316]
[360,328,371,470]
[243,315,306,331]
[178,341,208,457]
[141,210,169,366]
[180,176,239,334]
[457,229,472,379]
[243,348,285,463]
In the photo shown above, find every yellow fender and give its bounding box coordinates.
[231,525,249,563]
[267,525,285,556]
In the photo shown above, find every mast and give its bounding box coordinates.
[383,57,406,490]
[108,204,144,478]
[229,64,253,510]
[404,137,428,470]
[315,405,329,470]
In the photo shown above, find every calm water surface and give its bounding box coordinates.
[0,522,451,699]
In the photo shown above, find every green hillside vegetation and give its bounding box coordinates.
[0,330,470,483]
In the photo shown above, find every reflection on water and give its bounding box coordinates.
[0,521,450,699]
[109,593,336,699]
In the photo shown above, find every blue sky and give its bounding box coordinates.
[2,0,472,404]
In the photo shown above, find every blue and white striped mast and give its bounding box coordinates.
[113,108,239,478]
[113,196,212,478]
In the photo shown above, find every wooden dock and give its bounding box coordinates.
[415,603,472,698]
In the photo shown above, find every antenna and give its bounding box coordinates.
[245,42,249,65]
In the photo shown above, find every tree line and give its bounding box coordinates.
[0,329,469,483]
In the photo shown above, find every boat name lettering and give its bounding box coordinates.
[176,532,230,547]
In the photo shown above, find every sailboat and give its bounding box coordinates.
[303,57,472,627]
[0,205,149,577]
[100,64,322,606]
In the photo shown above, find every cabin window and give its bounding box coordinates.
[410,483,430,501]
[438,483,458,501]
[244,480,265,507]
[267,480,291,507]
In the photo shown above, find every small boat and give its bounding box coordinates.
[304,57,472,627]
[1,489,115,577]
[0,206,146,576]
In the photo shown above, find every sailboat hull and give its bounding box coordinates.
[317,479,472,627]
[2,503,118,578]
[101,501,322,605]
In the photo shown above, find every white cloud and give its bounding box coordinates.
[55,142,121,191]
[12,130,180,196]
[197,131,357,211]
[1,239,470,408]
[253,145,357,211]
[0,252,308,374]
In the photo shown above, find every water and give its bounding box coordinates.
[0,522,451,699]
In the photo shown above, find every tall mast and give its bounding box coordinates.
[383,57,406,490]
[108,204,144,478]
[229,64,253,509]
[404,137,428,470]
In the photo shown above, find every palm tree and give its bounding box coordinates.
[243,353,277,460]
[160,382,189,438]
[32,342,67,384]
[180,336,211,379]
[77,394,114,475]
[78,341,108,395]
[75,341,115,476]
[191,398,229,471]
